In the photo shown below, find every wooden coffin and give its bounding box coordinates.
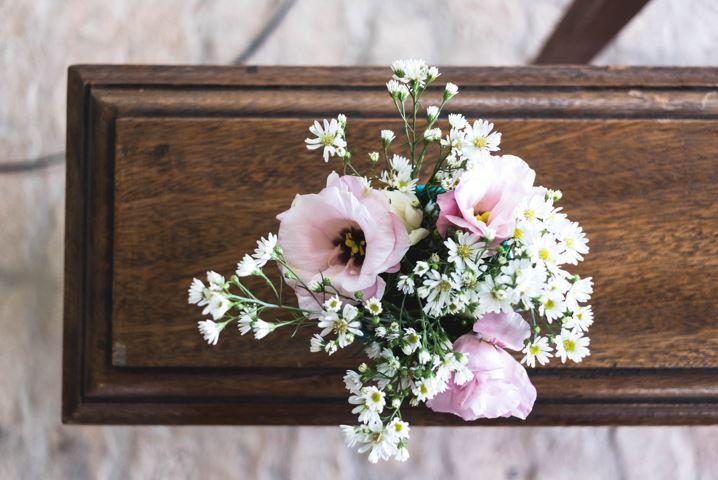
[63,65,718,425]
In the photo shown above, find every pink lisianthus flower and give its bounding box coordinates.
[277,172,409,310]
[472,310,531,351]
[436,155,535,241]
[427,331,536,421]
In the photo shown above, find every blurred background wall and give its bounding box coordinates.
[1,0,717,478]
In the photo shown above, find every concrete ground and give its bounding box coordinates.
[1,0,717,478]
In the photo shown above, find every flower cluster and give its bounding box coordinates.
[188,59,593,463]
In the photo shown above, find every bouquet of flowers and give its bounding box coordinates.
[188,59,593,463]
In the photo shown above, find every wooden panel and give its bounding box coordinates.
[64,66,718,425]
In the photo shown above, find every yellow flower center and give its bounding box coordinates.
[457,244,472,258]
[544,299,555,310]
[538,248,550,261]
[514,228,523,239]
[565,238,575,248]
[371,391,382,403]
[473,136,488,149]
[320,133,334,146]
[523,209,536,220]
[475,210,491,223]
[563,339,576,352]
[343,231,366,257]
[529,344,541,356]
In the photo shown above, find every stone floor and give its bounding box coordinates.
[1,0,717,478]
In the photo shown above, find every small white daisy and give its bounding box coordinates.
[309,333,325,352]
[253,233,278,266]
[365,297,383,316]
[401,328,422,355]
[555,329,590,363]
[522,336,553,367]
[397,275,415,294]
[413,261,430,276]
[198,319,225,346]
[188,278,209,305]
[445,232,485,271]
[236,254,260,277]
[252,319,276,340]
[201,292,231,321]
[305,118,347,162]
[324,295,342,312]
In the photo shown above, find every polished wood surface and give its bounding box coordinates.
[64,66,718,425]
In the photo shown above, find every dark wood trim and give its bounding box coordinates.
[534,0,652,64]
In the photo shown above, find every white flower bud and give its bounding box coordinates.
[444,82,458,100]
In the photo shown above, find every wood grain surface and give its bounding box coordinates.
[63,66,718,425]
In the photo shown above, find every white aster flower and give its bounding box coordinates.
[237,309,256,335]
[528,234,563,269]
[349,386,386,425]
[340,424,363,448]
[317,307,363,348]
[555,329,590,363]
[565,277,593,311]
[365,297,383,316]
[426,105,440,121]
[236,254,260,277]
[423,127,442,142]
[538,290,565,322]
[188,278,209,305]
[476,276,512,314]
[361,422,398,464]
[397,275,415,294]
[253,232,278,266]
[365,342,382,359]
[418,270,458,315]
[310,333,325,352]
[386,79,410,101]
[391,58,430,85]
[324,295,342,312]
[564,305,594,332]
[395,444,410,462]
[445,231,485,271]
[448,113,467,129]
[519,188,555,223]
[202,291,231,321]
[413,261,430,276]
[344,370,363,394]
[197,319,225,346]
[558,221,589,264]
[206,271,225,290]
[401,328,421,355]
[453,363,474,385]
[417,349,432,365]
[305,118,347,162]
[342,303,359,321]
[411,377,442,402]
[252,319,276,339]
[386,418,410,442]
[324,340,339,355]
[522,336,553,367]
[462,119,501,158]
